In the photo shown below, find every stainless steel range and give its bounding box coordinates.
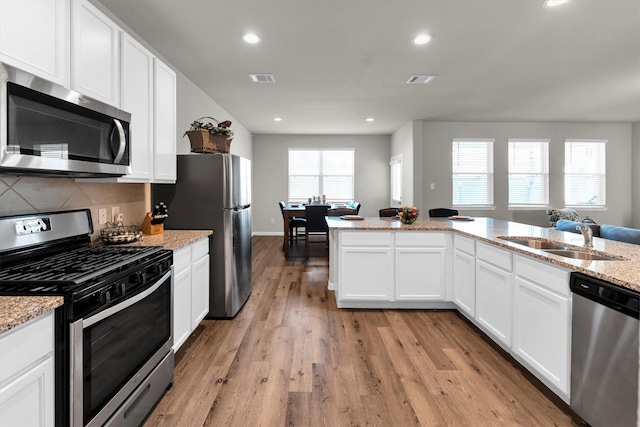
[0,209,174,427]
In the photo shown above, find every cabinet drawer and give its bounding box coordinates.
[173,246,191,273]
[454,235,475,255]
[341,231,391,246]
[395,232,447,247]
[0,312,53,384]
[477,242,512,272]
[191,238,209,260]
[515,255,570,297]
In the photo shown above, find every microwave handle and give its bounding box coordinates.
[111,119,127,164]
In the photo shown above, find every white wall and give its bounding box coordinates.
[632,122,640,227]
[252,134,390,234]
[390,122,414,207]
[421,121,633,227]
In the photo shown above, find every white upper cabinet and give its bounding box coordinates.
[120,33,154,181]
[0,0,70,86]
[71,0,120,106]
[153,59,177,183]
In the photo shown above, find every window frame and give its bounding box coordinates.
[390,154,402,207]
[287,148,355,203]
[564,139,607,208]
[451,138,494,209]
[507,139,550,209]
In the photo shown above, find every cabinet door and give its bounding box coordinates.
[339,247,393,301]
[191,254,210,329]
[453,249,475,316]
[476,259,513,347]
[120,33,154,181]
[0,358,54,427]
[71,0,120,106]
[173,267,192,352]
[152,59,177,183]
[0,0,69,86]
[513,276,570,395]
[395,247,445,300]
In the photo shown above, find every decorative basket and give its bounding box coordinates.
[100,221,143,244]
[185,117,233,153]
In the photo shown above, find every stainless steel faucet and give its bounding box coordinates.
[576,224,593,247]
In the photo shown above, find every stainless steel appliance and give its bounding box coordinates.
[0,63,131,177]
[570,272,639,427]
[0,209,173,426]
[153,153,252,318]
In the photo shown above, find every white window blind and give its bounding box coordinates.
[390,155,402,206]
[288,149,354,202]
[508,139,549,207]
[452,139,494,207]
[565,140,606,206]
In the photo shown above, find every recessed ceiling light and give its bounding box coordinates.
[543,0,570,7]
[273,117,282,122]
[413,34,432,45]
[242,33,261,44]
[366,117,375,122]
[248,73,275,83]
[406,75,437,84]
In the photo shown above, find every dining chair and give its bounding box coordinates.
[305,205,330,258]
[278,202,306,250]
[347,201,361,214]
[327,207,357,216]
[379,207,398,217]
[428,208,459,218]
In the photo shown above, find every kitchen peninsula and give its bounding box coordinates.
[326,216,640,403]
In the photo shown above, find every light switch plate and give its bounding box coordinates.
[99,208,107,224]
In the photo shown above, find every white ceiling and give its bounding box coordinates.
[96,0,640,135]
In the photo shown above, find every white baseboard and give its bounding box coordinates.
[252,231,284,236]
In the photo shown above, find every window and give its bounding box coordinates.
[452,139,494,207]
[288,149,354,202]
[565,140,606,206]
[508,139,549,207]
[390,155,402,206]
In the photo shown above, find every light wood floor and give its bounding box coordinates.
[144,236,582,427]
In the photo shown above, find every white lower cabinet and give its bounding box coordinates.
[0,311,55,427]
[172,238,210,351]
[339,238,393,301]
[452,235,475,316]
[475,243,513,348]
[394,232,450,301]
[513,255,571,399]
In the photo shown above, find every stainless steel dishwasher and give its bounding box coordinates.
[570,272,639,427]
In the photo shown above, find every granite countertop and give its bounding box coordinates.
[327,216,640,293]
[1,230,212,334]
[104,229,212,251]
[0,296,63,334]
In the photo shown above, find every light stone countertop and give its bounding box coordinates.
[119,229,212,251]
[0,296,63,334]
[1,230,212,333]
[327,216,640,293]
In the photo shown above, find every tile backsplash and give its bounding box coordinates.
[0,176,147,242]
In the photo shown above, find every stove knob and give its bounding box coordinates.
[130,271,145,285]
[113,282,126,296]
[97,289,112,305]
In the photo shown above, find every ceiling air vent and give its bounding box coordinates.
[249,73,275,83]
[406,75,436,84]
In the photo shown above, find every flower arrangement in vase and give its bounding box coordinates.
[398,206,420,224]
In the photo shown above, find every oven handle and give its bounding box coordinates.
[83,270,171,329]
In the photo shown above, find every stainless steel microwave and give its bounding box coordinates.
[0,63,131,177]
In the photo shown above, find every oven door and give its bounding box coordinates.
[70,270,173,427]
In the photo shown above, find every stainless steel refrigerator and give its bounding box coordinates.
[152,153,252,318]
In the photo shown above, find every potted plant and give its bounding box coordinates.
[184,117,233,153]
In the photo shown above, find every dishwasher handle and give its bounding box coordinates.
[570,272,640,319]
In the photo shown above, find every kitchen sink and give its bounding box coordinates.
[498,237,569,250]
[497,236,627,261]
[542,249,625,261]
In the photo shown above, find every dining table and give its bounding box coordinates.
[281,203,331,257]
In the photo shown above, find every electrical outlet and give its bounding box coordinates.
[98,208,107,225]
[111,206,120,223]
[270,218,275,224]
[117,213,124,223]
[430,183,435,190]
